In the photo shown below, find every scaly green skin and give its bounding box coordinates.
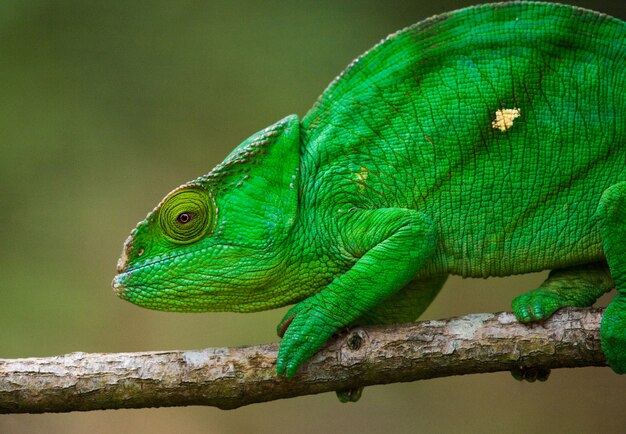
[113,2,626,379]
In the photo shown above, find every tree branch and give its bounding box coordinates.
[0,308,606,413]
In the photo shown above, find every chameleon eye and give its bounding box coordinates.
[159,186,214,244]
[177,212,193,224]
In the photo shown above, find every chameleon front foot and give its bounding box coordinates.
[276,298,340,377]
[336,387,364,403]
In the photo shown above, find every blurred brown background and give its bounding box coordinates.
[1,1,625,433]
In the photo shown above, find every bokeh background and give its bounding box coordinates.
[1,0,625,432]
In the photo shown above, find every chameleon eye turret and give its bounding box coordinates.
[158,185,215,245]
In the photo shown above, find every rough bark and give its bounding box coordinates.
[0,308,607,413]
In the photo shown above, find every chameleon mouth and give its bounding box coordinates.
[111,274,127,298]
[111,251,193,299]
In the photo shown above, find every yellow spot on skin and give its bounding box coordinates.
[492,108,521,132]
[355,167,368,190]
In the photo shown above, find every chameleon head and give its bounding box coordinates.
[112,115,302,312]
[112,183,223,310]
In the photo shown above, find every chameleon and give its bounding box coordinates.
[113,2,626,381]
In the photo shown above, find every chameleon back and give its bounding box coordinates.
[300,2,626,278]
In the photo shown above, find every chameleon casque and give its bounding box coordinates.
[113,2,626,380]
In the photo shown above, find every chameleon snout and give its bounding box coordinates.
[116,235,134,274]
[112,235,134,297]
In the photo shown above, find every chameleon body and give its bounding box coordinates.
[113,2,626,378]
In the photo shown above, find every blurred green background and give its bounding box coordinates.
[1,0,625,432]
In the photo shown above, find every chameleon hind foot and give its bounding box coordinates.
[601,297,626,374]
[512,263,613,323]
[512,263,613,380]
[598,183,626,374]
[510,366,550,382]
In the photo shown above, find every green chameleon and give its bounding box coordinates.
[113,2,626,381]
